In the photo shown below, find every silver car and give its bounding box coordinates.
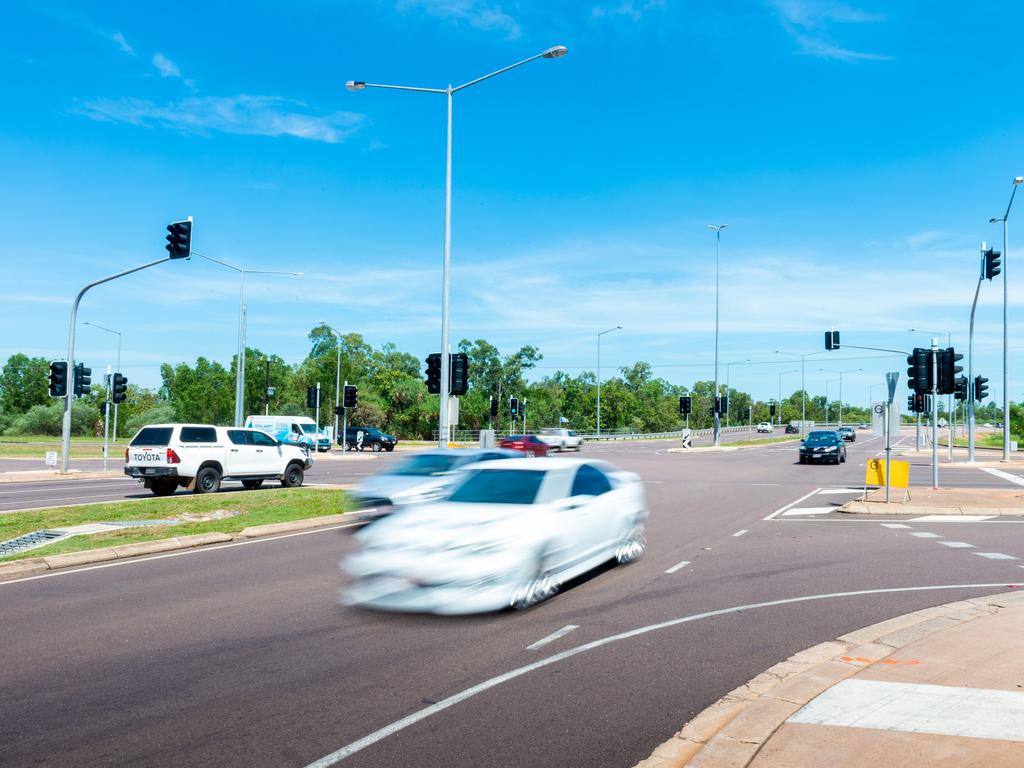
[349,448,520,520]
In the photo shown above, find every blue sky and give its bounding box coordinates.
[2,0,1023,407]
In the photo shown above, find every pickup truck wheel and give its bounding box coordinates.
[242,479,264,490]
[282,463,304,488]
[371,441,383,452]
[150,478,176,497]
[194,467,221,494]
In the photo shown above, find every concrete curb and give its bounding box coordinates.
[839,501,1024,516]
[632,589,1024,768]
[0,470,126,484]
[0,513,362,582]
[668,440,800,454]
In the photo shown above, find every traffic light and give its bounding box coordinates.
[72,363,92,397]
[425,353,442,394]
[679,396,691,416]
[937,347,963,395]
[769,403,776,417]
[111,373,128,404]
[489,397,499,419]
[306,386,319,409]
[906,348,932,394]
[744,406,751,420]
[907,394,916,412]
[720,395,728,414]
[334,405,343,417]
[450,353,469,396]
[343,384,358,409]
[510,397,519,417]
[165,219,192,259]
[825,330,840,350]
[984,249,1002,281]
[975,375,989,401]
[48,361,68,398]
[954,376,969,401]
[100,402,107,416]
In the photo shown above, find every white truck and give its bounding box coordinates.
[245,415,330,452]
[535,428,583,452]
[124,423,313,496]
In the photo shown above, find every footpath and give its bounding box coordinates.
[635,590,1024,767]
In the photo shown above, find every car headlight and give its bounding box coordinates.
[824,446,837,451]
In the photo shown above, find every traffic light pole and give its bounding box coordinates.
[61,257,173,473]
[968,248,984,463]
[102,367,111,472]
[342,381,349,454]
[931,338,939,489]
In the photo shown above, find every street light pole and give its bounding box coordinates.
[347,46,568,449]
[820,368,861,426]
[322,323,345,444]
[193,256,299,430]
[706,224,728,446]
[990,176,1022,461]
[83,321,122,441]
[597,326,622,436]
[776,350,826,435]
[778,369,798,428]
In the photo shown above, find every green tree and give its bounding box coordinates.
[0,354,50,414]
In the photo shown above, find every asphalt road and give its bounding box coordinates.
[2,430,1023,767]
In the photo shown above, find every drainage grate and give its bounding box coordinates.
[0,530,68,556]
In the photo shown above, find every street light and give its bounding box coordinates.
[706,224,728,445]
[989,175,1023,461]
[347,45,568,448]
[724,358,750,428]
[195,253,302,426]
[775,349,827,435]
[322,323,345,443]
[82,321,122,440]
[597,326,622,436]
[776,369,798,427]
[820,368,861,426]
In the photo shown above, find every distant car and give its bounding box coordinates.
[342,426,398,452]
[836,426,856,442]
[798,430,847,465]
[858,423,869,430]
[756,422,772,433]
[784,424,800,434]
[349,448,519,519]
[500,434,551,457]
[343,457,648,614]
[536,428,583,452]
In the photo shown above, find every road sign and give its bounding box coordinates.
[885,371,899,403]
[45,451,57,467]
[865,458,909,488]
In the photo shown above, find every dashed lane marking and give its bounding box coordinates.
[526,625,579,651]
[664,560,691,574]
[938,541,975,548]
[732,529,749,537]
[881,523,911,529]
[973,552,1019,560]
[909,532,942,538]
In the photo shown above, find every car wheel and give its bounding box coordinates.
[242,479,264,490]
[798,456,805,464]
[525,450,535,458]
[371,441,383,453]
[615,519,646,564]
[510,556,559,610]
[385,446,394,452]
[150,478,176,497]
[282,463,304,488]
[194,466,221,494]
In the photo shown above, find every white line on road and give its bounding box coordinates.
[782,507,836,516]
[910,532,942,538]
[302,582,1023,768]
[981,467,1024,487]
[938,541,975,548]
[910,515,995,522]
[817,488,864,495]
[763,488,822,520]
[881,523,911,529]
[526,625,579,650]
[973,552,1019,560]
[664,559,691,574]
[732,529,749,537]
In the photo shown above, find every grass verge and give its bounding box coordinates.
[728,436,802,447]
[0,487,351,563]
[0,436,130,459]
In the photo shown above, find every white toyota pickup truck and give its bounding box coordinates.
[535,428,583,452]
[124,423,313,496]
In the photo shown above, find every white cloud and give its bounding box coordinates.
[591,1,665,22]
[398,0,521,40]
[768,0,890,62]
[152,52,182,78]
[75,95,367,143]
[106,31,135,56]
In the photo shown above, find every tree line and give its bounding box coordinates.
[6,326,1000,440]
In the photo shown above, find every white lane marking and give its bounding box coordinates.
[750,483,780,486]
[881,523,911,529]
[302,582,1023,768]
[974,552,1019,560]
[782,506,836,516]
[910,532,942,538]
[0,481,134,496]
[732,529,749,538]
[981,467,1024,487]
[763,488,822,520]
[788,679,1024,742]
[817,488,864,495]
[526,625,579,651]
[0,522,362,587]
[664,559,691,574]
[910,515,995,522]
[938,541,975,548]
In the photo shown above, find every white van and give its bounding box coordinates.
[245,415,330,452]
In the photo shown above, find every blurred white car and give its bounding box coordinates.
[342,457,648,614]
[756,422,772,433]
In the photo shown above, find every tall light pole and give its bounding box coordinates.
[82,321,122,441]
[990,176,1023,461]
[724,358,750,428]
[347,45,568,449]
[820,368,861,426]
[823,378,839,424]
[778,369,798,427]
[322,323,345,442]
[775,350,826,435]
[195,253,301,426]
[597,326,622,436]
[706,224,728,445]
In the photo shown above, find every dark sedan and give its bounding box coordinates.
[784,424,800,434]
[499,434,551,457]
[798,430,847,465]
[836,426,856,442]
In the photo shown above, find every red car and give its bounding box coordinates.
[499,434,550,457]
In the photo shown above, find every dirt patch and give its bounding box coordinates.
[170,509,245,523]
